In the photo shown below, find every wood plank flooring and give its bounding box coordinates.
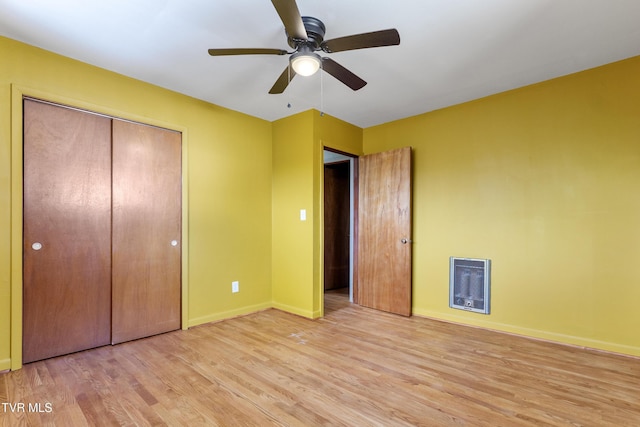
[1,292,639,426]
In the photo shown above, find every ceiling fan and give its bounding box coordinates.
[208,0,400,94]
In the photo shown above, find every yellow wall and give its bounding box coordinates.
[271,110,362,318]
[0,37,273,370]
[364,55,640,356]
[272,112,317,317]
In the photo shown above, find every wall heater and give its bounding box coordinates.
[450,257,491,314]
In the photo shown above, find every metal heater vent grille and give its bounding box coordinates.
[450,257,490,314]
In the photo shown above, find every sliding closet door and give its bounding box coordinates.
[23,99,112,363]
[111,120,182,344]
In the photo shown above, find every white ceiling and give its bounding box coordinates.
[2,0,639,128]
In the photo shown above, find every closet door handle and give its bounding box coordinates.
[31,242,43,250]
[170,240,179,247]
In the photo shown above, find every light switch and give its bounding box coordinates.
[300,209,306,221]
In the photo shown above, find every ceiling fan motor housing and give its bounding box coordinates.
[287,16,326,49]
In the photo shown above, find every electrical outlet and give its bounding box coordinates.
[232,281,239,293]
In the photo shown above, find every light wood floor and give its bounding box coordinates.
[1,292,639,426]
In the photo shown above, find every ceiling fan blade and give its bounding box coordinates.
[271,0,307,41]
[269,65,296,94]
[321,58,366,91]
[208,48,287,56]
[321,29,400,53]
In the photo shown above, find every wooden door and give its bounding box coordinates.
[357,147,412,316]
[23,99,112,363]
[324,161,350,290]
[111,120,182,344]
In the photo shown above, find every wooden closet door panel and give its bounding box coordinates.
[23,99,112,363]
[111,120,181,344]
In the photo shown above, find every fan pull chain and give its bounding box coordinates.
[287,64,292,109]
[320,61,324,117]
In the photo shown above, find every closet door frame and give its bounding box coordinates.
[9,86,190,370]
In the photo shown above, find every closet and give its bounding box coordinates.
[22,99,181,363]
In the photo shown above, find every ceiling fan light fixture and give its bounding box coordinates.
[290,50,321,76]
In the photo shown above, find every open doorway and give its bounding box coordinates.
[322,146,412,317]
[324,148,356,305]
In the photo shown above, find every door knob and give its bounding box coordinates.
[400,238,411,244]
[171,240,179,247]
[31,242,43,250]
